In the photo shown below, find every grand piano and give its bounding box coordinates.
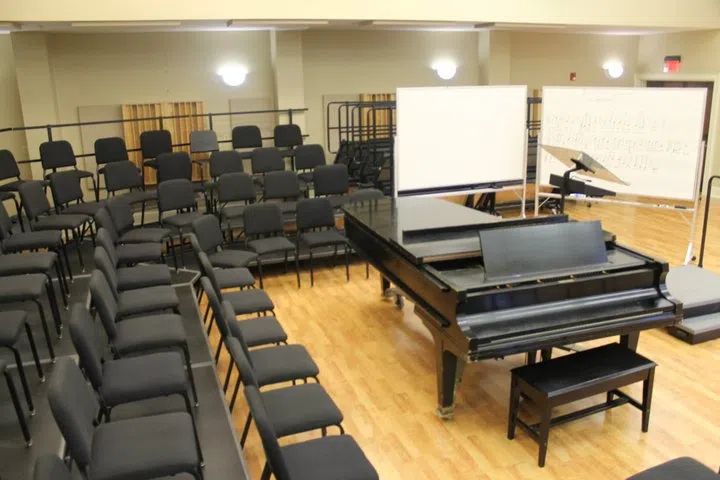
[343,197,681,418]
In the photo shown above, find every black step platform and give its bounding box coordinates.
[666,265,720,344]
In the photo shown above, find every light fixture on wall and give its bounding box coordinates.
[603,60,624,79]
[217,64,248,87]
[432,60,457,80]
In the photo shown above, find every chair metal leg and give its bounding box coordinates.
[4,370,32,446]
[140,201,146,226]
[345,243,350,282]
[33,300,56,361]
[296,246,302,288]
[214,337,223,364]
[71,228,85,272]
[206,314,215,336]
[261,463,271,480]
[223,362,234,393]
[10,347,35,414]
[309,250,314,287]
[332,245,337,267]
[23,323,44,380]
[203,302,211,325]
[179,231,186,268]
[257,258,264,289]
[229,375,241,412]
[181,344,199,407]
[60,241,73,282]
[44,276,63,336]
[284,251,288,273]
[53,260,69,308]
[240,412,252,447]
[366,262,370,279]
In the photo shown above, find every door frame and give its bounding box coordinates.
[635,72,720,197]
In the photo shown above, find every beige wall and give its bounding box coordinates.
[301,29,480,152]
[638,30,720,74]
[508,32,640,92]
[0,35,28,171]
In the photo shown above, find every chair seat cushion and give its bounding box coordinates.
[230,316,287,348]
[0,274,46,302]
[262,383,343,438]
[163,212,202,229]
[626,457,719,480]
[90,412,199,480]
[326,195,349,209]
[62,202,105,216]
[225,289,274,315]
[75,170,94,180]
[113,314,187,355]
[143,159,158,169]
[220,204,248,220]
[116,265,171,291]
[208,249,257,269]
[118,190,157,205]
[115,243,163,265]
[0,252,56,276]
[117,285,179,317]
[0,179,26,192]
[100,352,187,406]
[247,236,295,256]
[32,214,89,230]
[214,267,255,289]
[0,310,27,346]
[282,434,378,480]
[250,345,319,386]
[2,231,62,252]
[301,230,347,249]
[119,227,171,244]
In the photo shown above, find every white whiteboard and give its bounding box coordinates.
[395,86,528,195]
[539,87,707,201]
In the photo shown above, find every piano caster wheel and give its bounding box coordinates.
[395,295,404,308]
[436,407,454,420]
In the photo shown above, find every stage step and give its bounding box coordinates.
[666,265,720,345]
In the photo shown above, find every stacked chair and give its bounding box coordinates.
[39,140,98,201]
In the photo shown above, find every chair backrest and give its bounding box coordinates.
[33,454,73,480]
[94,208,119,238]
[191,214,223,255]
[243,203,284,237]
[217,172,255,204]
[190,130,219,154]
[89,270,119,339]
[226,336,260,388]
[273,124,303,149]
[104,161,142,193]
[197,251,222,294]
[251,147,285,174]
[232,125,263,150]
[0,150,21,181]
[296,198,335,231]
[209,150,244,178]
[348,188,385,204]
[140,130,172,159]
[314,164,349,196]
[68,303,105,391]
[47,357,100,471]
[95,226,120,258]
[263,171,301,201]
[105,197,135,234]
[93,246,120,299]
[0,202,14,240]
[157,151,192,184]
[293,144,326,171]
[199,276,230,339]
[49,170,84,207]
[243,385,292,480]
[40,140,77,171]
[94,137,129,165]
[157,179,196,213]
[18,180,52,220]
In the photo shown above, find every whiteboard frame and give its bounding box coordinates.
[394,85,528,198]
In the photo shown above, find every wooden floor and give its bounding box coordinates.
[208,199,720,479]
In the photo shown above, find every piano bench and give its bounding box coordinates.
[507,343,656,468]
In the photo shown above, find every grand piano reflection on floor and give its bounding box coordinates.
[343,197,680,418]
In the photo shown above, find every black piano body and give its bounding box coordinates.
[343,197,680,418]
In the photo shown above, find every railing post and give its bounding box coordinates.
[288,109,293,124]
[46,125,53,142]
[159,116,164,129]
[208,113,214,130]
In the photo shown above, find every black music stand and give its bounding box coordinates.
[541,145,628,213]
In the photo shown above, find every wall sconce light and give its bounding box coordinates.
[217,64,248,86]
[603,60,624,79]
[432,60,457,80]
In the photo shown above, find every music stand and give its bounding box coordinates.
[540,144,629,213]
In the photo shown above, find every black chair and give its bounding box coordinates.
[0,202,73,284]
[273,124,303,168]
[94,137,129,198]
[206,150,245,213]
[69,303,196,423]
[39,140,97,201]
[0,149,29,230]
[94,246,170,292]
[96,225,163,266]
[140,129,172,176]
[626,457,719,479]
[157,151,197,185]
[0,357,33,447]
[33,455,72,480]
[190,130,219,182]
[217,172,257,237]
[103,161,156,224]
[192,238,255,293]
[48,357,204,480]
[263,170,302,215]
[89,270,199,404]
[201,277,286,363]
[191,214,257,268]
[19,180,92,271]
[0,250,68,308]
[232,125,263,159]
[0,310,44,382]
[296,198,350,286]
[294,144,326,190]
[245,384,378,480]
[314,164,350,209]
[227,336,342,448]
[158,179,203,268]
[251,147,286,186]
[244,203,299,288]
[49,170,105,218]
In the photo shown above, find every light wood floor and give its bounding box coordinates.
[207,199,720,479]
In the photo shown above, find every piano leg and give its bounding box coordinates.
[620,332,640,351]
[435,343,466,420]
